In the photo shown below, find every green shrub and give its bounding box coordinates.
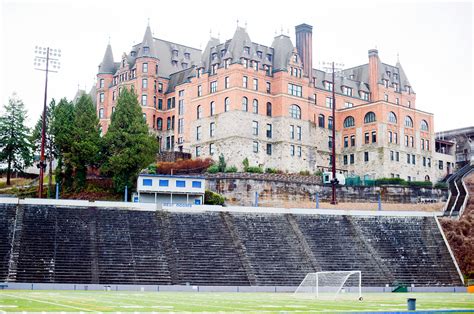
[265,168,277,174]
[299,170,311,176]
[408,180,433,188]
[314,170,323,177]
[207,164,219,173]
[218,154,226,172]
[375,177,407,185]
[224,166,238,173]
[246,166,263,173]
[242,158,249,172]
[204,190,225,205]
[146,163,157,174]
[434,182,448,189]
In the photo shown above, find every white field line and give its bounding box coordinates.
[0,293,96,312]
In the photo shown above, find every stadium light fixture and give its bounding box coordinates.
[34,46,61,198]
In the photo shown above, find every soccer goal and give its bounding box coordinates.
[294,271,362,300]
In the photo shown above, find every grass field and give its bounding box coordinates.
[0,291,473,312]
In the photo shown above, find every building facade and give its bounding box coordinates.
[95,23,450,182]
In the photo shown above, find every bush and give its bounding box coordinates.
[156,158,213,174]
[207,164,219,173]
[146,163,157,174]
[225,166,238,173]
[408,180,433,188]
[299,170,311,176]
[242,158,249,172]
[375,177,407,185]
[246,166,263,173]
[218,154,226,172]
[314,170,323,177]
[204,190,225,205]
[265,167,277,174]
[434,182,448,189]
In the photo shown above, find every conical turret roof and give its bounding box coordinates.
[98,43,116,74]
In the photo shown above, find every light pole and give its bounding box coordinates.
[34,46,61,198]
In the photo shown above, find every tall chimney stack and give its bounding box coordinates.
[368,49,380,101]
[295,23,313,82]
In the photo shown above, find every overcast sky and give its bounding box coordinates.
[1,0,472,131]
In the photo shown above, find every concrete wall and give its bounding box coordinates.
[205,173,448,207]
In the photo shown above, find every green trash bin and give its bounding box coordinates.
[407,298,416,310]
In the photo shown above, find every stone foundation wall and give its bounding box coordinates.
[205,173,448,207]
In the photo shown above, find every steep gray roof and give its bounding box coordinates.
[137,25,159,59]
[312,69,369,99]
[98,44,116,74]
[89,85,97,107]
[271,35,294,72]
[396,61,413,91]
[73,89,86,104]
[166,66,196,93]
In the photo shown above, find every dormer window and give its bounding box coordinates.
[393,73,398,80]
[324,81,333,91]
[184,52,190,59]
[252,61,258,71]
[172,60,178,67]
[342,86,353,97]
[386,71,391,77]
[143,46,149,54]
[393,83,398,91]
[242,58,248,68]
[212,53,217,60]
[349,74,355,79]
[131,51,136,57]
[383,79,389,88]
[257,51,262,59]
[211,64,218,75]
[266,54,272,62]
[293,54,298,63]
[360,91,369,101]
[224,59,231,69]
[406,86,411,94]
[243,46,250,54]
[122,59,126,67]
[172,50,178,57]
[182,62,188,68]
[220,50,226,57]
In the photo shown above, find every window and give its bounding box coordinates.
[426,140,430,151]
[176,180,186,188]
[360,91,369,101]
[364,152,369,162]
[266,102,272,116]
[421,120,429,131]
[290,125,295,139]
[288,83,302,97]
[210,101,215,116]
[296,126,302,140]
[99,108,104,119]
[178,100,184,115]
[178,118,184,134]
[196,126,201,140]
[157,83,163,93]
[350,154,355,164]
[405,116,413,127]
[197,105,202,119]
[242,97,248,111]
[407,101,411,108]
[344,102,353,108]
[266,82,271,93]
[225,77,230,89]
[297,146,302,157]
[324,81,333,91]
[153,96,157,108]
[365,132,370,144]
[396,97,399,104]
[158,99,163,110]
[423,157,426,167]
[343,155,348,165]
[372,131,376,143]
[342,86,352,96]
[99,79,104,88]
[209,143,215,155]
[252,99,258,114]
[211,64,218,75]
[328,136,333,149]
[290,145,295,156]
[396,151,400,161]
[344,137,349,147]
[394,132,398,144]
[252,121,258,136]
[210,81,217,93]
[383,80,389,88]
[112,91,116,101]
[224,97,230,112]
[266,143,272,155]
[192,181,202,188]
[421,138,425,150]
[141,94,147,106]
[439,160,444,170]
[253,141,259,153]
[405,135,409,146]
[410,136,414,147]
[390,151,394,161]
[243,76,248,88]
[195,146,201,157]
[412,154,416,165]
[210,122,215,137]
[388,112,397,123]
[350,135,355,147]
[243,46,250,54]
[343,116,355,128]
[112,106,115,114]
[325,97,333,108]
[166,117,171,130]
[289,104,301,119]
[253,78,258,91]
[364,111,376,123]
[159,180,169,187]
[142,78,148,89]
[266,124,272,138]
[197,85,202,97]
[142,62,148,73]
[157,118,163,130]
[142,178,152,186]
[225,59,230,69]
[384,94,388,101]
[318,114,325,128]
[99,93,104,103]
[143,46,149,54]
[328,117,333,130]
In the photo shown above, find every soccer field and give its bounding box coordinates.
[0,291,473,312]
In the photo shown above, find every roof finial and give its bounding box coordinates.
[397,52,400,63]
[244,21,247,29]
[287,28,290,35]
[147,17,150,27]
[280,25,283,34]
[108,35,111,45]
[217,31,221,40]
[209,28,212,38]
[236,19,239,27]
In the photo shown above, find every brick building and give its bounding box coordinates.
[94,23,453,182]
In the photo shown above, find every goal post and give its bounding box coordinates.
[294,271,362,300]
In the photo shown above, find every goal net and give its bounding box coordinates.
[294,271,362,300]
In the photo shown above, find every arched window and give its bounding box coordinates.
[157,118,163,130]
[364,111,376,123]
[167,117,171,130]
[252,99,258,114]
[210,101,215,116]
[425,175,430,182]
[99,108,104,119]
[224,97,230,112]
[405,116,413,128]
[328,117,333,130]
[421,120,429,131]
[318,114,325,128]
[197,105,202,119]
[242,97,248,111]
[289,104,301,119]
[266,102,272,117]
[111,106,115,114]
[153,114,156,128]
[343,116,355,128]
[388,111,397,124]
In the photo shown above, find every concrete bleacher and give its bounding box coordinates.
[0,199,464,287]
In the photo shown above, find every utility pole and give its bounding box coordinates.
[330,62,338,205]
[34,46,61,198]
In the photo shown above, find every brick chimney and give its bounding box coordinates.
[368,49,380,101]
[295,23,313,82]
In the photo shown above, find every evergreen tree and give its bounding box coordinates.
[51,98,75,191]
[70,94,101,190]
[0,94,33,185]
[102,88,158,194]
[31,99,57,197]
